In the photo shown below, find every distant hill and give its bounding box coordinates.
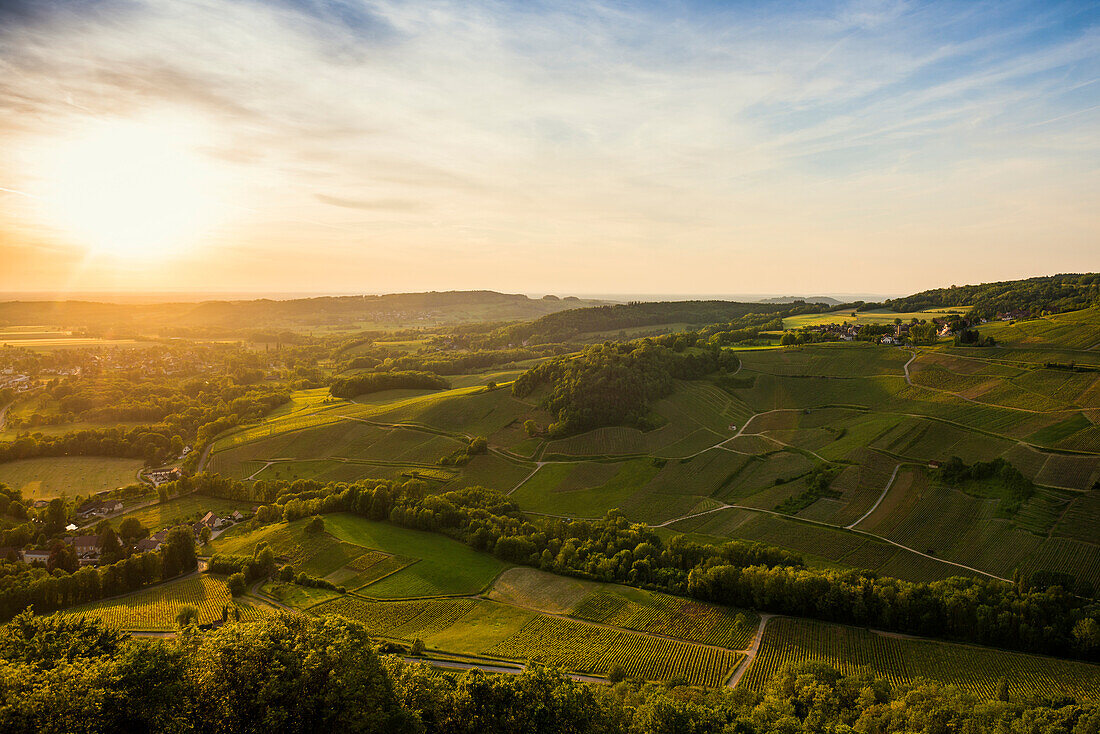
[876,273,1100,317]
[0,291,609,332]
[503,300,797,344]
[758,296,841,306]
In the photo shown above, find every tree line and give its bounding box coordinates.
[329,371,450,399]
[184,473,1100,661]
[0,527,197,620]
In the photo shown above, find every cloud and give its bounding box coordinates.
[315,194,424,211]
[0,0,1096,294]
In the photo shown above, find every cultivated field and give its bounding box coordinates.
[61,574,272,631]
[743,617,1100,700]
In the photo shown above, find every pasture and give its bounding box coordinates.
[319,514,507,597]
[0,456,144,500]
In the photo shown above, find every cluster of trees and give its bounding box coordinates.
[3,610,1100,733]
[330,371,450,399]
[0,424,184,465]
[955,328,997,346]
[512,341,738,436]
[775,464,843,514]
[937,456,1036,518]
[0,527,196,620]
[180,473,1100,660]
[500,300,797,344]
[872,273,1100,318]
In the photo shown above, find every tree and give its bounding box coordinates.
[44,498,67,536]
[227,572,247,596]
[607,663,626,682]
[523,419,539,437]
[97,526,124,564]
[305,515,325,535]
[46,542,78,574]
[1074,618,1100,654]
[176,604,199,628]
[200,526,212,545]
[468,436,488,455]
[118,517,148,544]
[187,614,418,734]
[410,638,425,656]
[160,526,197,578]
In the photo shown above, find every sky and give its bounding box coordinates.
[0,0,1097,298]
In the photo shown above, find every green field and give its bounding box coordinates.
[61,574,272,631]
[743,617,1100,700]
[214,514,507,598]
[781,308,965,329]
[323,514,507,597]
[0,456,144,500]
[117,494,253,532]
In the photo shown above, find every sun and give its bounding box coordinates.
[34,116,222,259]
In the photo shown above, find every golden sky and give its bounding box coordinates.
[0,0,1097,296]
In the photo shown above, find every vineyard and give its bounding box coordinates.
[571,589,758,648]
[483,615,741,687]
[61,575,271,631]
[742,617,1100,699]
[312,595,477,639]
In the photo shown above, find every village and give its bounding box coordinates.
[0,497,253,568]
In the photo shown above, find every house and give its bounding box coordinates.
[76,501,104,519]
[32,500,49,510]
[135,537,161,553]
[199,511,227,530]
[71,535,100,559]
[23,549,50,565]
[76,499,121,519]
[230,510,245,522]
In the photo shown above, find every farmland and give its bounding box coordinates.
[0,456,144,500]
[193,315,1100,589]
[60,574,273,631]
[743,617,1100,700]
[483,615,741,687]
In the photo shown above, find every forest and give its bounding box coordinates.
[3,609,1098,734]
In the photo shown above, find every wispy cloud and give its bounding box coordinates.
[0,0,1096,294]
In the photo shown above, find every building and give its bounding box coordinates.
[71,535,100,560]
[146,467,183,486]
[23,549,50,565]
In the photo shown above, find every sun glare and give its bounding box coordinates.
[34,116,222,259]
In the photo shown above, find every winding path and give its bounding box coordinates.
[846,463,905,529]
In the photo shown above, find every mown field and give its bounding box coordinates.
[743,617,1100,700]
[0,456,144,500]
